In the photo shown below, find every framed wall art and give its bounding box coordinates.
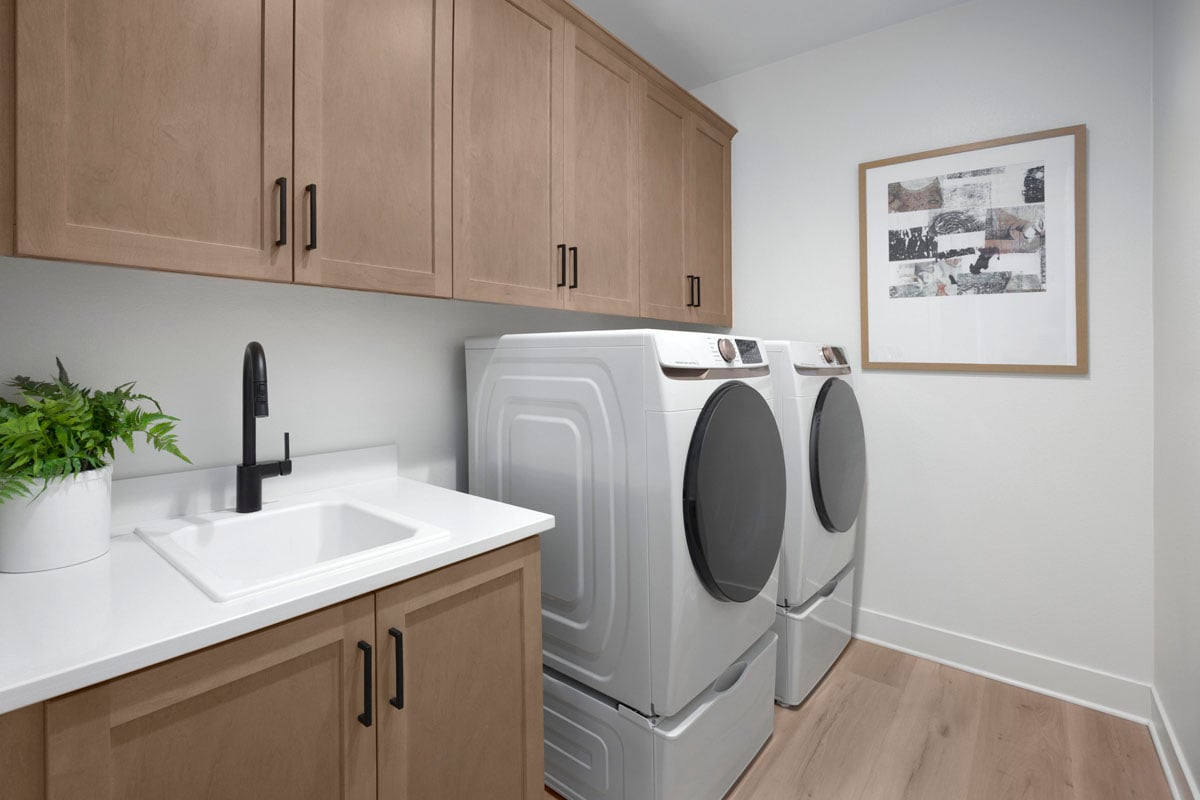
[859,125,1088,374]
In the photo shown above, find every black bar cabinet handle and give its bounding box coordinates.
[695,276,701,307]
[686,275,696,307]
[275,177,288,246]
[357,640,372,727]
[557,244,567,287]
[388,628,405,710]
[569,246,579,289]
[305,183,317,251]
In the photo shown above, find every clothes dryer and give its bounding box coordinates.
[468,330,786,799]
[765,341,865,706]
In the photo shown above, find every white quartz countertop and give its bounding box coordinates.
[0,473,553,715]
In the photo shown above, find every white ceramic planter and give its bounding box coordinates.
[0,466,113,572]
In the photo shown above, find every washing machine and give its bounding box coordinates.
[765,341,866,707]
[467,330,785,800]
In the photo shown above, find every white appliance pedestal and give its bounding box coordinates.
[773,566,855,707]
[544,632,777,800]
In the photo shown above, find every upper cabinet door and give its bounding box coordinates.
[562,26,640,318]
[453,0,565,308]
[687,114,733,327]
[293,0,452,297]
[15,0,293,281]
[638,81,692,324]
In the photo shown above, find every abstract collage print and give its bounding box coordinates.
[887,162,1046,299]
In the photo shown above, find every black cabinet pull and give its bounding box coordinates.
[569,246,579,289]
[357,640,372,727]
[305,183,317,251]
[695,276,702,307]
[275,177,288,247]
[388,628,405,710]
[686,275,697,307]
[557,244,567,287]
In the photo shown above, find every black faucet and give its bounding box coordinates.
[236,341,292,513]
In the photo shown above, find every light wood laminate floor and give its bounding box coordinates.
[545,640,1170,799]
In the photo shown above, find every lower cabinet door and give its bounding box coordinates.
[44,598,376,800]
[375,537,543,800]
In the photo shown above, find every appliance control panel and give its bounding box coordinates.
[789,342,850,369]
[655,332,767,369]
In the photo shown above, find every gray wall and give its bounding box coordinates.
[1153,0,1200,792]
[0,256,704,491]
[693,0,1156,705]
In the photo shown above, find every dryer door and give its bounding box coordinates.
[810,378,866,533]
[683,381,787,602]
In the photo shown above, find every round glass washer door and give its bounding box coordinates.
[683,381,787,603]
[810,378,866,533]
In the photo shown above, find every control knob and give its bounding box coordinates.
[718,338,736,363]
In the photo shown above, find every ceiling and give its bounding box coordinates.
[571,0,971,89]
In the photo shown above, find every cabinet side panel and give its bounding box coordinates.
[0,0,12,255]
[0,703,45,800]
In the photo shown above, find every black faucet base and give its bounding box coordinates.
[236,459,292,513]
[236,464,263,513]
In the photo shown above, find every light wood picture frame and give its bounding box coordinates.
[859,125,1088,374]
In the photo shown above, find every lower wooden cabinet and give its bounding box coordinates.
[0,703,43,800]
[45,598,376,800]
[376,537,543,799]
[0,537,543,800]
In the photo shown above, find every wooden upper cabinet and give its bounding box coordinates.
[562,25,640,317]
[687,114,733,327]
[14,0,294,281]
[43,598,376,800]
[293,0,452,297]
[453,0,565,308]
[639,80,734,327]
[639,81,692,324]
[375,538,543,800]
[3,0,735,317]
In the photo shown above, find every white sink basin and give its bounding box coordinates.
[136,499,449,601]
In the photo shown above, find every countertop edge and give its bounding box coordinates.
[0,479,554,715]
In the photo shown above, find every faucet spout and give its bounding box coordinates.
[237,341,292,513]
[242,342,268,466]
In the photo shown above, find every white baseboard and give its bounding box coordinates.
[853,606,1152,723]
[1151,686,1199,800]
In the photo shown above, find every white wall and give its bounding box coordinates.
[1153,0,1200,793]
[0,256,700,492]
[694,0,1156,716]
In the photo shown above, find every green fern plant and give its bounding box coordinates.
[0,359,190,503]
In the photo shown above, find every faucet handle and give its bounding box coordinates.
[280,432,293,476]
